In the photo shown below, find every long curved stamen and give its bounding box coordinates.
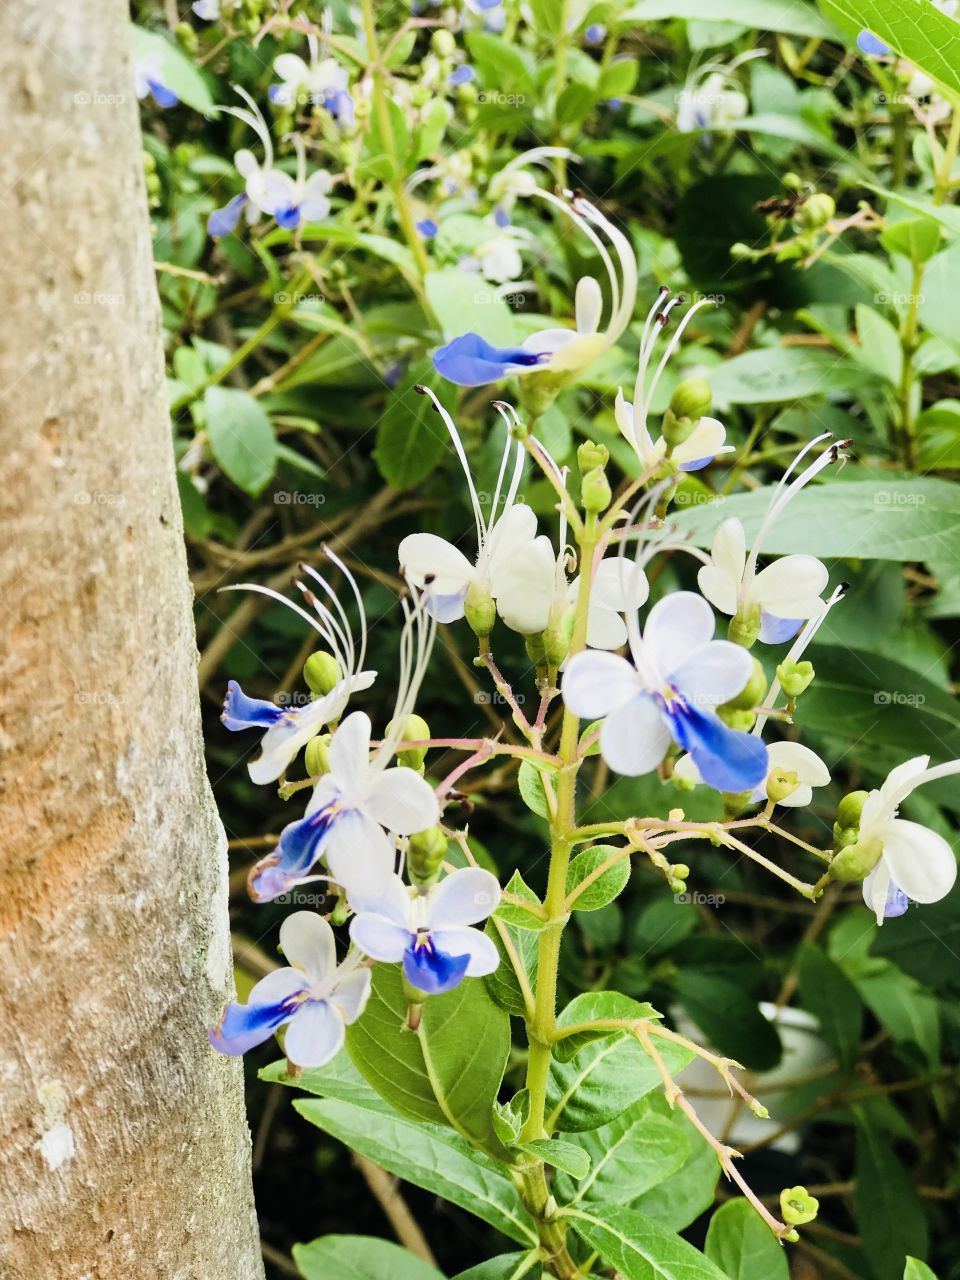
[416,385,487,544]
[534,190,619,329]
[571,193,637,342]
[230,84,274,169]
[490,401,527,520]
[643,298,712,423]
[222,581,331,639]
[376,585,437,768]
[325,548,368,674]
[501,146,578,176]
[753,583,846,735]
[294,579,351,672]
[744,437,846,584]
[289,131,307,193]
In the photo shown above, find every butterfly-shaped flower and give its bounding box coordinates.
[210,912,371,1067]
[676,51,762,132]
[270,32,354,124]
[350,868,501,996]
[563,592,768,792]
[134,54,179,109]
[675,739,830,807]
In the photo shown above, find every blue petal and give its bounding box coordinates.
[208,194,248,239]
[268,84,287,105]
[759,611,803,644]
[402,940,471,995]
[883,878,910,919]
[208,993,298,1055]
[433,332,545,386]
[605,98,624,111]
[416,218,439,238]
[424,588,468,623]
[222,679,284,731]
[148,79,179,109]
[585,23,606,44]
[493,205,511,229]
[857,29,891,56]
[678,455,713,472]
[449,65,475,87]
[275,205,302,230]
[669,703,769,794]
[248,806,337,900]
[475,0,502,8]
[326,90,354,123]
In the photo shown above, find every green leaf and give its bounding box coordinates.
[626,0,837,36]
[854,1109,928,1280]
[567,1206,730,1280]
[203,386,277,496]
[553,1097,689,1207]
[566,846,631,912]
[880,217,942,264]
[672,477,960,562]
[872,885,960,994]
[295,1097,536,1245]
[600,59,640,99]
[175,471,211,538]
[518,1138,591,1179]
[855,304,903,385]
[704,1200,789,1280]
[373,361,453,489]
[466,32,535,94]
[261,1047,390,1108]
[632,1096,722,1231]
[819,0,960,96]
[293,1236,445,1280]
[493,869,545,931]
[674,973,781,1072]
[904,1260,939,1280]
[553,991,662,1064]
[486,872,540,1017]
[453,1256,540,1280]
[425,268,517,345]
[854,965,940,1066]
[795,943,864,1070]
[132,27,215,113]
[346,964,511,1156]
[707,347,877,405]
[517,760,552,819]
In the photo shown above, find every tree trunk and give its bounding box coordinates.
[0,5,264,1277]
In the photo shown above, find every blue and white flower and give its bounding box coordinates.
[134,54,179,109]
[192,0,223,18]
[676,52,761,132]
[350,867,501,995]
[698,436,843,644]
[433,190,637,387]
[221,552,376,785]
[210,912,371,1067]
[270,33,354,124]
[562,592,768,792]
[398,389,538,623]
[615,291,733,473]
[676,739,830,807]
[858,756,959,923]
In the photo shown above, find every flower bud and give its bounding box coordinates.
[304,651,343,696]
[661,408,699,449]
[543,611,575,668]
[387,713,431,771]
[829,836,883,883]
[176,21,199,53]
[766,768,800,804]
[671,863,690,880]
[780,1186,819,1227]
[717,706,755,732]
[525,633,546,666]
[723,790,753,819]
[304,734,331,777]
[407,826,447,887]
[577,440,609,473]
[836,789,869,829]
[728,604,761,649]
[410,84,432,108]
[748,1099,769,1119]
[669,377,712,423]
[722,658,767,711]
[783,172,803,191]
[581,466,612,513]
[777,659,814,698]
[431,29,457,57]
[465,582,497,637]
[797,193,835,230]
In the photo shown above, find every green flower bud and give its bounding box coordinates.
[329,889,351,927]
[837,789,869,829]
[728,605,761,649]
[783,172,803,191]
[525,633,546,666]
[748,1099,769,1119]
[142,150,157,174]
[304,651,343,696]
[581,466,612,513]
[661,408,699,449]
[718,706,756,732]
[730,242,756,260]
[465,582,496,638]
[671,863,690,880]
[777,659,814,698]
[723,790,753,819]
[797,193,835,230]
[669,377,712,423]
[354,97,372,122]
[175,21,199,53]
[431,29,457,57]
[833,823,860,851]
[672,770,696,792]
[304,734,331,777]
[387,713,431,771]
[766,768,800,804]
[543,610,575,667]
[721,657,767,711]
[408,826,447,887]
[577,440,609,473]
[410,84,432,108]
[829,836,883,883]
[780,1186,819,1226]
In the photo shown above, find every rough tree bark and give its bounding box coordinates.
[0,4,264,1277]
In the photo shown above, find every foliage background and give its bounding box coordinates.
[135,1,960,1276]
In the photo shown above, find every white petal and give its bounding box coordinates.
[350,911,411,963]
[710,517,746,582]
[776,783,813,808]
[670,639,752,710]
[329,711,372,790]
[591,557,649,613]
[305,772,342,818]
[485,503,539,588]
[279,911,336,984]
[521,326,577,356]
[364,767,439,835]
[258,169,297,215]
[879,820,958,904]
[585,606,628,651]
[284,1001,345,1069]
[671,416,728,466]
[494,535,557,634]
[878,756,930,808]
[767,741,831,787]
[249,700,330,785]
[863,861,892,925]
[429,868,501,928]
[643,592,716,675]
[672,753,702,786]
[348,869,412,924]
[575,276,603,335]
[248,967,308,1006]
[562,651,643,719]
[399,533,475,596]
[431,927,500,976]
[751,556,828,617]
[330,968,372,1024]
[274,54,310,84]
[234,148,258,178]
[324,811,396,898]
[600,694,671,776]
[698,565,739,617]
[614,389,635,444]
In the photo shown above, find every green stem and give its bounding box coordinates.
[896,259,924,468]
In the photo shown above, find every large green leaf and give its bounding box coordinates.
[795,944,864,1070]
[295,1097,537,1245]
[704,1200,789,1280]
[872,884,960,994]
[854,1109,928,1280]
[707,347,877,405]
[425,268,517,345]
[567,1206,730,1280]
[627,0,837,37]
[632,1097,722,1232]
[819,0,960,96]
[904,1261,940,1280]
[553,991,662,1064]
[672,477,960,563]
[203,386,277,497]
[374,361,453,489]
[553,1097,689,1207]
[453,1256,541,1280]
[293,1236,445,1280]
[346,964,511,1155]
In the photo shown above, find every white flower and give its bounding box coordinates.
[271,34,350,108]
[859,757,959,923]
[698,435,845,645]
[487,146,576,211]
[350,868,501,995]
[675,739,830,807]
[210,912,371,1067]
[192,0,221,19]
[562,592,768,792]
[676,52,762,132]
[398,388,538,622]
[134,54,179,109]
[615,291,733,474]
[477,234,525,284]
